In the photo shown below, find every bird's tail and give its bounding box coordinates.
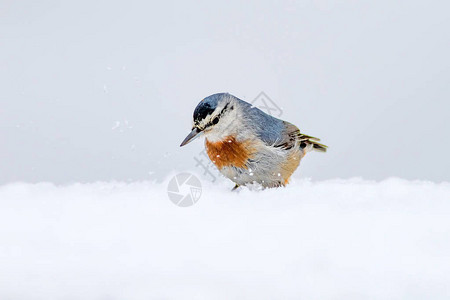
[299,134,328,153]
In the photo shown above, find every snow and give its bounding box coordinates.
[0,177,449,299]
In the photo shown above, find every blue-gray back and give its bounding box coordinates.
[234,97,288,146]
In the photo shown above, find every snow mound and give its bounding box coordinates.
[0,178,449,299]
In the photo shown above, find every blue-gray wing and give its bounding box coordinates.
[239,99,328,152]
[242,104,299,149]
[258,117,327,152]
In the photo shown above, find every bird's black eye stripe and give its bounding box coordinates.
[214,103,230,121]
[204,103,232,128]
[205,116,218,128]
[221,103,229,114]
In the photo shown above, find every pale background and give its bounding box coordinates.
[1,0,449,184]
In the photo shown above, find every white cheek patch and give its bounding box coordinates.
[215,113,234,131]
[202,109,240,142]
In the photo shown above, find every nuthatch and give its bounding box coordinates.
[180,93,327,189]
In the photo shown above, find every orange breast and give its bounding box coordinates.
[205,136,254,169]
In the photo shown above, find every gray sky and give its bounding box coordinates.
[1,0,449,184]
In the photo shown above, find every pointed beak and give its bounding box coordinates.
[180,127,202,147]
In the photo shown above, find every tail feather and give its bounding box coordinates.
[299,133,328,153]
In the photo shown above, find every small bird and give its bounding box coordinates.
[180,93,327,189]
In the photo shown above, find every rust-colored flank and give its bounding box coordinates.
[280,150,301,186]
[205,136,254,170]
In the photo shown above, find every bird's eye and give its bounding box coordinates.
[212,117,219,125]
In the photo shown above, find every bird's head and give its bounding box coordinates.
[180,93,239,146]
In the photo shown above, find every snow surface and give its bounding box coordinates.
[0,177,449,299]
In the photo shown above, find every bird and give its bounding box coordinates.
[180,93,327,189]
